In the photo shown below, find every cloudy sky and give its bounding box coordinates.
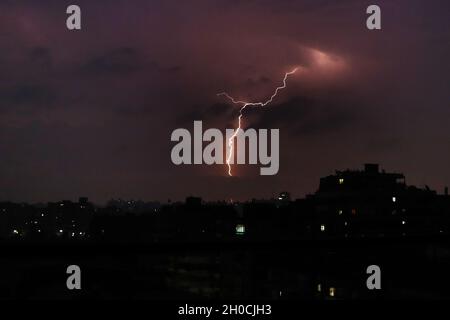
[0,0,449,203]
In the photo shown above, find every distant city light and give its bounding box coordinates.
[339,178,344,185]
[392,196,397,203]
[338,209,343,215]
[317,284,322,292]
[402,220,406,225]
[13,229,19,235]
[236,224,245,235]
[329,287,336,297]
[320,224,326,232]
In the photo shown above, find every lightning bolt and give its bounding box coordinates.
[218,67,298,176]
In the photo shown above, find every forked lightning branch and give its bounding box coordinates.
[171,121,279,176]
[170,68,298,176]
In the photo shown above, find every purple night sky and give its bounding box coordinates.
[0,0,449,203]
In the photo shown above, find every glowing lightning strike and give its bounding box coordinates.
[217,67,298,176]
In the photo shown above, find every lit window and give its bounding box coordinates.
[392,196,396,203]
[13,229,19,235]
[339,178,344,185]
[317,284,322,292]
[338,209,343,215]
[329,287,336,297]
[320,224,326,232]
[236,224,245,235]
[402,220,406,225]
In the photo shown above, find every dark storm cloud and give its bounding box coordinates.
[243,76,273,90]
[82,46,183,78]
[176,103,233,127]
[28,47,53,70]
[83,47,141,75]
[0,84,56,111]
[165,65,183,73]
[247,96,359,137]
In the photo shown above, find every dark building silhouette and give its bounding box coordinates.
[1,164,450,300]
[312,164,449,239]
